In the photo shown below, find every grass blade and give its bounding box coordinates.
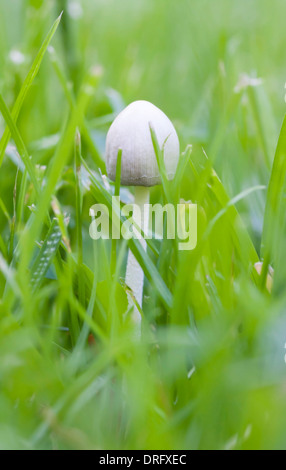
[0,12,63,168]
[261,114,286,293]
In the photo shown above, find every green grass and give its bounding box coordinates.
[0,0,286,450]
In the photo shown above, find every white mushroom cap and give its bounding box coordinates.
[105,100,180,186]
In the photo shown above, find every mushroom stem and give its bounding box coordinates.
[125,186,150,335]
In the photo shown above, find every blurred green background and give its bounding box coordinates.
[0,0,286,450]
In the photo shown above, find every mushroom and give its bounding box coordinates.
[105,100,180,335]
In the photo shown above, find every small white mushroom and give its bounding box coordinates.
[105,100,180,335]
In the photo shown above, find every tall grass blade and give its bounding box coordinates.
[0,13,63,168]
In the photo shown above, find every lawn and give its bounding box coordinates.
[0,0,286,450]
